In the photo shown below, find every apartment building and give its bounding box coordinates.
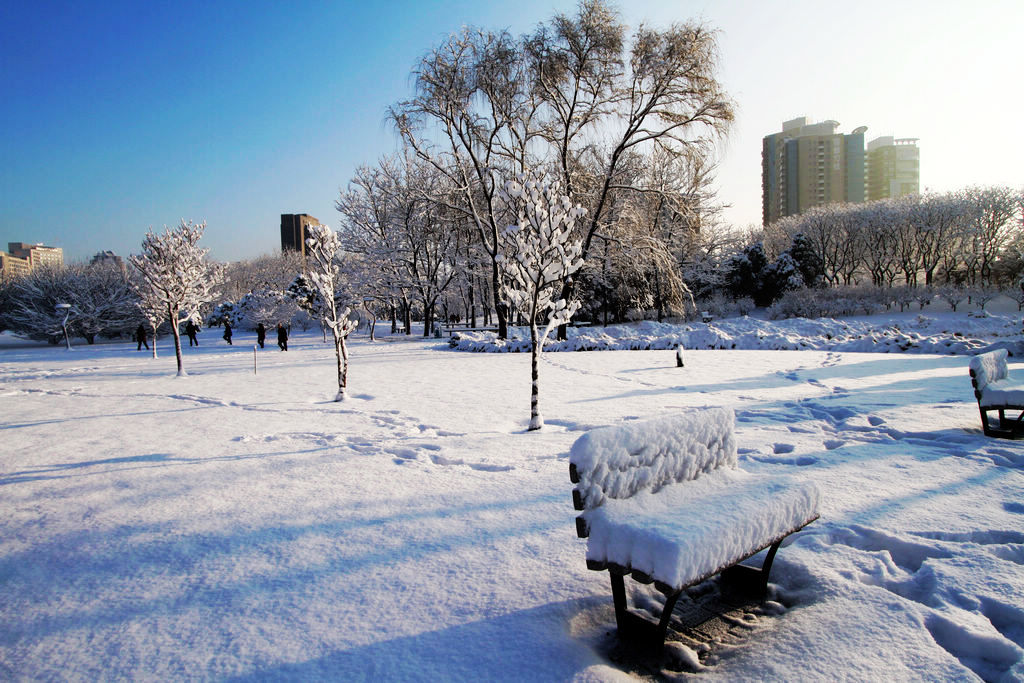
[762,117,866,225]
[867,136,920,201]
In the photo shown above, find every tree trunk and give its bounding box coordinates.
[491,259,508,339]
[654,270,664,322]
[334,332,348,401]
[529,322,542,431]
[422,300,433,337]
[364,301,377,341]
[170,304,185,376]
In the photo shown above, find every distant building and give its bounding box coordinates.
[8,242,64,270]
[280,214,321,258]
[90,250,125,271]
[762,117,866,225]
[867,136,920,201]
[1,242,64,279]
[0,252,31,280]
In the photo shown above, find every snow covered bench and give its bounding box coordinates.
[969,349,1024,438]
[569,407,820,651]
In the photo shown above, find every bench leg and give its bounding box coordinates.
[979,405,1024,439]
[609,572,682,653]
[720,539,783,595]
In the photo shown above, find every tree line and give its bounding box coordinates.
[3,1,1023,355]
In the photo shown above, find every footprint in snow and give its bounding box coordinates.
[749,453,817,466]
[429,453,465,466]
[908,529,1024,545]
[773,443,795,454]
[867,415,886,426]
[823,439,845,450]
[468,463,514,472]
[388,447,419,461]
[786,425,815,434]
[1004,502,1024,515]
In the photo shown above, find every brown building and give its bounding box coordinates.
[762,117,866,225]
[280,214,321,258]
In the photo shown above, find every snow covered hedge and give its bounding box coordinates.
[448,315,1024,356]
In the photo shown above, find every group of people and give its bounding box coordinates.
[135,321,290,351]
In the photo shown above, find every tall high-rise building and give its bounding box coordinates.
[280,214,321,258]
[867,136,920,201]
[762,117,866,225]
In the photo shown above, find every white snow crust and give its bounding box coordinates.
[2,310,1024,681]
[570,407,735,508]
[584,468,820,590]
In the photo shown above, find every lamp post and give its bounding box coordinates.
[55,303,72,350]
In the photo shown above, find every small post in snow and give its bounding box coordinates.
[676,344,685,368]
[253,345,258,375]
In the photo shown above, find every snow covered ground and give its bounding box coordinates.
[2,313,1023,680]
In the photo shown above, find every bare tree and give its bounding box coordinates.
[914,192,971,286]
[964,186,1022,285]
[392,28,531,338]
[392,2,733,339]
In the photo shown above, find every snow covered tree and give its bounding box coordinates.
[788,233,823,288]
[131,270,164,359]
[497,173,585,430]
[129,220,225,376]
[304,223,359,401]
[725,242,768,303]
[2,266,80,343]
[66,262,139,343]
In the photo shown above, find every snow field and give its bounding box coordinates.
[1,326,1023,680]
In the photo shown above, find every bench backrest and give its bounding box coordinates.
[969,348,1009,396]
[569,407,736,512]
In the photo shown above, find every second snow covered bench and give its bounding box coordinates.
[969,348,1024,438]
[569,407,820,651]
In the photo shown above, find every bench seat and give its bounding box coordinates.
[583,468,820,592]
[977,380,1024,409]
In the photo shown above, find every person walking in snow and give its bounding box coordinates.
[276,323,288,351]
[135,324,149,351]
[223,322,232,345]
[256,322,266,349]
[185,320,199,346]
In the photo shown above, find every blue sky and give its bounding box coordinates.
[2,0,1022,263]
